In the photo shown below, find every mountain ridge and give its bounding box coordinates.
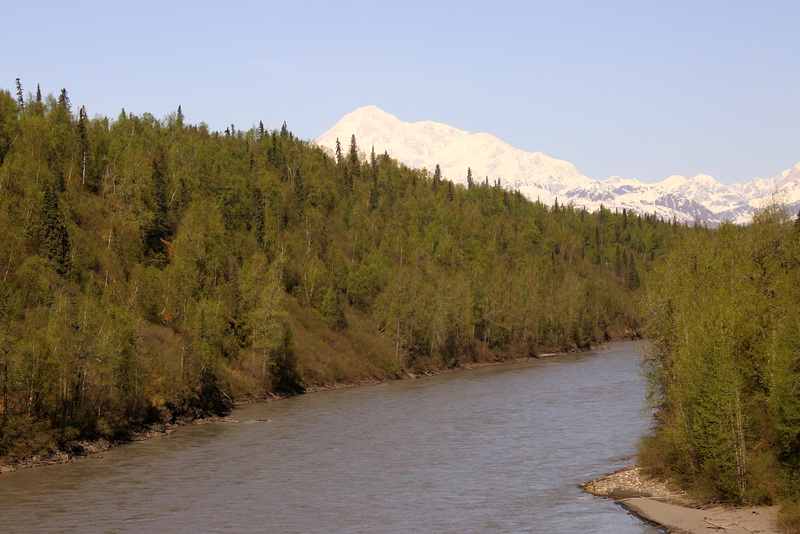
[316,106,800,225]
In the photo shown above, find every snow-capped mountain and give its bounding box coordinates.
[316,106,800,225]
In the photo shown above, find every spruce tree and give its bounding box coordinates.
[40,183,71,276]
[251,188,265,249]
[268,131,282,168]
[78,106,90,188]
[369,146,379,210]
[145,151,170,264]
[14,78,23,109]
[58,88,71,117]
[627,253,640,290]
[347,134,360,187]
[335,138,343,165]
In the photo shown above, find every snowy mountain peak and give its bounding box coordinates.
[316,107,800,226]
[316,106,591,202]
[659,175,688,190]
[688,173,720,186]
[350,105,395,121]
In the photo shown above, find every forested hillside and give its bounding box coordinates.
[640,207,800,529]
[0,84,672,459]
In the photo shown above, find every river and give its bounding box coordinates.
[0,341,659,533]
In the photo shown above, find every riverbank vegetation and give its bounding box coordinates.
[639,206,800,531]
[0,83,675,460]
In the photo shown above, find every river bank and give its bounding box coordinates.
[0,343,611,474]
[582,466,780,533]
[0,415,243,474]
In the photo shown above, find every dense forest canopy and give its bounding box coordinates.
[0,83,672,457]
[639,207,800,529]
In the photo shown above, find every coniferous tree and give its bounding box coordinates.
[346,134,359,189]
[467,167,474,189]
[252,188,266,249]
[39,183,71,276]
[14,78,23,109]
[35,84,41,103]
[145,150,170,265]
[368,146,379,210]
[268,131,282,168]
[77,106,90,188]
[627,253,640,290]
[58,88,71,116]
[335,137,343,165]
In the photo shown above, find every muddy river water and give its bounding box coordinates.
[0,341,660,532]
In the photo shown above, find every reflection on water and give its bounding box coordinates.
[0,342,659,533]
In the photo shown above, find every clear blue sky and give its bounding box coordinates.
[7,0,799,185]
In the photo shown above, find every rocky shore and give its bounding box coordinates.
[582,465,780,533]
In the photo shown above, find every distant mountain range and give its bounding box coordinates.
[316,106,800,225]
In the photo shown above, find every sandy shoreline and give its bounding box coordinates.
[581,465,780,533]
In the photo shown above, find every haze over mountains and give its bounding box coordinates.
[316,106,800,225]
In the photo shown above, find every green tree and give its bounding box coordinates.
[57,88,71,117]
[77,106,90,188]
[320,286,347,331]
[240,252,293,390]
[144,149,170,265]
[14,78,23,109]
[39,184,71,276]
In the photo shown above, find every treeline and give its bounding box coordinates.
[0,83,672,459]
[640,206,800,529]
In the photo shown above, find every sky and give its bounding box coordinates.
[6,0,800,185]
